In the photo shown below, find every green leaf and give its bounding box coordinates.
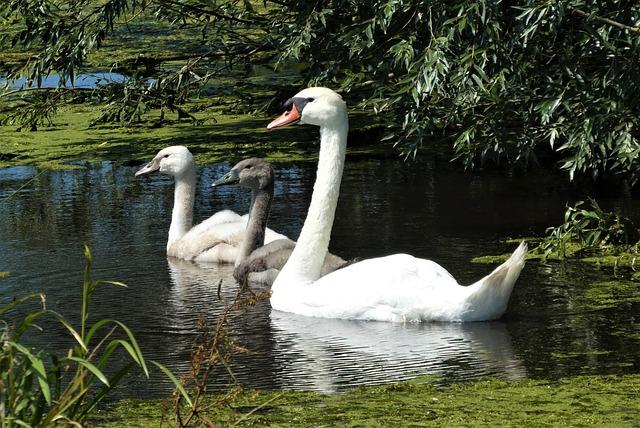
[67,356,110,386]
[9,342,52,405]
[103,339,140,366]
[14,309,46,339]
[48,310,88,353]
[83,244,93,264]
[80,362,136,419]
[86,319,148,377]
[471,74,485,91]
[0,293,44,316]
[151,361,193,408]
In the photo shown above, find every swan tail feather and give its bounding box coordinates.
[466,241,527,321]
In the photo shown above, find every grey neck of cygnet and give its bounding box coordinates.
[235,183,273,267]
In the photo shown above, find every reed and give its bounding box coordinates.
[0,245,150,426]
[162,280,271,427]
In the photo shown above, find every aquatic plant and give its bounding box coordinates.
[537,198,640,259]
[0,245,150,426]
[98,375,640,427]
[161,283,271,427]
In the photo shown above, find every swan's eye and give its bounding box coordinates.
[244,165,252,170]
[163,154,170,158]
[306,97,314,102]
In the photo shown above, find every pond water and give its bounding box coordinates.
[1,72,127,90]
[1,158,639,397]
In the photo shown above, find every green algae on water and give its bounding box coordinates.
[0,100,392,170]
[472,238,640,279]
[95,375,640,427]
[578,280,640,311]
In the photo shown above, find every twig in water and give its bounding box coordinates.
[4,169,47,200]
[231,392,284,427]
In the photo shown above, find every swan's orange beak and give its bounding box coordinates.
[267,104,300,129]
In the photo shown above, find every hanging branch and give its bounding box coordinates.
[570,7,640,34]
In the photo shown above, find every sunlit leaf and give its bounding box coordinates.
[67,356,110,386]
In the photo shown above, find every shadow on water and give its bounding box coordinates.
[1,158,639,397]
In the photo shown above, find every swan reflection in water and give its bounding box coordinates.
[162,258,526,393]
[269,310,527,393]
[166,256,238,315]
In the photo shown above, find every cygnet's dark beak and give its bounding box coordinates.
[212,169,240,187]
[135,159,160,177]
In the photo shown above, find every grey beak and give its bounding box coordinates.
[135,159,160,177]
[212,169,240,187]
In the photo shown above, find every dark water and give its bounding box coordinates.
[1,159,639,396]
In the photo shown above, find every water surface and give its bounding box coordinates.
[1,72,127,90]
[1,159,638,396]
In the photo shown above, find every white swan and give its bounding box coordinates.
[213,157,349,285]
[267,87,527,322]
[135,146,287,263]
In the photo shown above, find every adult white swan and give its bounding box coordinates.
[135,146,287,263]
[267,87,527,322]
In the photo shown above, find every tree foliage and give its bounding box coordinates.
[275,1,640,182]
[1,0,640,183]
[537,198,640,259]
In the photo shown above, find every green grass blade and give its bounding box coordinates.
[0,293,44,316]
[85,318,113,343]
[85,319,148,376]
[79,362,136,419]
[67,357,110,386]
[110,320,149,377]
[14,309,46,339]
[83,244,93,264]
[105,339,141,366]
[9,342,52,405]
[48,310,88,353]
[151,360,193,408]
[97,341,120,370]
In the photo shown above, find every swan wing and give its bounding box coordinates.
[235,239,347,285]
[178,220,246,262]
[192,226,289,264]
[272,254,466,322]
[205,209,243,225]
[264,227,289,243]
[178,213,287,262]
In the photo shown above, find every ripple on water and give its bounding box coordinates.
[1,160,639,398]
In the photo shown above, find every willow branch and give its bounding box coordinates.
[570,7,640,34]
[0,86,93,99]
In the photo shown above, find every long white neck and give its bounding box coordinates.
[274,118,348,287]
[168,168,196,249]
